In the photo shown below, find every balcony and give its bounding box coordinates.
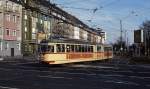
[3,6,20,14]
[14,6,21,14]
[4,6,13,12]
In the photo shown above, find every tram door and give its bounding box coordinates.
[11,48,14,57]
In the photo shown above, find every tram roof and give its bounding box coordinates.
[40,38,108,46]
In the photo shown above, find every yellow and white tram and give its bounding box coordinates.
[39,40,113,64]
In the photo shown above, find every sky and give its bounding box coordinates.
[51,0,150,44]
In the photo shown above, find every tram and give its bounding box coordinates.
[39,39,113,64]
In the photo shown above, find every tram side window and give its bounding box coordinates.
[81,45,88,52]
[109,47,112,51]
[88,46,91,52]
[47,45,54,53]
[71,45,74,52]
[67,45,75,52]
[57,44,65,52]
[104,47,112,52]
[79,45,82,52]
[90,46,93,52]
[85,46,88,52]
[81,45,86,52]
[66,45,71,52]
[97,46,101,52]
[104,47,107,51]
[75,45,80,52]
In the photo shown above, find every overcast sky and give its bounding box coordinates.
[52,0,150,44]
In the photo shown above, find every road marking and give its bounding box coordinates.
[104,80,139,86]
[39,75,73,80]
[71,64,115,69]
[111,70,134,73]
[103,74,124,77]
[0,86,19,89]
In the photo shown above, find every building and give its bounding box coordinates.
[0,0,22,57]
[134,28,150,56]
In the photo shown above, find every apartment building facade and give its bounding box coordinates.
[0,0,22,57]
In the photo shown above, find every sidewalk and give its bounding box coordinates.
[0,56,39,62]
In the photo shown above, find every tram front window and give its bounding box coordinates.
[97,46,102,52]
[47,45,54,53]
[40,45,54,53]
[90,46,93,52]
[104,47,112,52]
[40,45,47,53]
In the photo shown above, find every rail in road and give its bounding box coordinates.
[0,61,150,89]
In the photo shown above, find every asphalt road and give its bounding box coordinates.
[0,59,150,89]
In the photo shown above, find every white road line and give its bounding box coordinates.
[0,86,19,89]
[104,80,139,86]
[111,70,134,73]
[39,75,73,80]
[71,64,115,69]
[103,74,124,77]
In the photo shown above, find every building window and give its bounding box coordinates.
[0,41,2,51]
[32,34,36,39]
[24,27,27,40]
[17,16,20,23]
[6,29,9,36]
[15,5,19,12]
[24,15,27,20]
[5,42,9,50]
[12,4,15,12]
[0,27,2,35]
[32,28,36,39]
[24,0,27,3]
[0,1,2,7]
[6,1,8,8]
[6,14,11,22]
[12,30,16,36]
[16,43,20,50]
[13,15,17,23]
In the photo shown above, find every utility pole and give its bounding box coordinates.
[144,29,147,56]
[120,20,123,54]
